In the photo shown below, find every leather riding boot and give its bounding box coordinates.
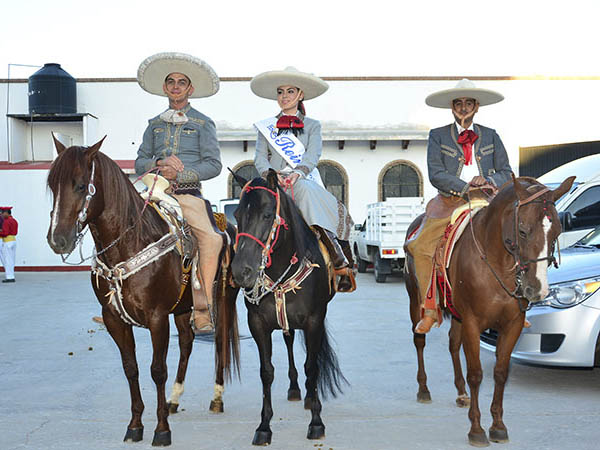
[174,194,224,334]
[320,229,348,269]
[415,309,438,334]
[319,229,355,292]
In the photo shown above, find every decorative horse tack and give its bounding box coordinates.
[236,183,319,332]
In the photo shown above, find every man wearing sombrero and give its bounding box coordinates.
[406,79,513,333]
[135,52,223,333]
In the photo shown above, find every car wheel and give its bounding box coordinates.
[594,332,600,367]
[374,253,387,283]
[355,246,368,273]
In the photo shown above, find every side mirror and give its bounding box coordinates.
[559,211,573,232]
[354,224,363,231]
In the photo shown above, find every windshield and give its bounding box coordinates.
[579,227,600,246]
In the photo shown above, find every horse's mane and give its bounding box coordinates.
[47,147,166,244]
[246,177,321,262]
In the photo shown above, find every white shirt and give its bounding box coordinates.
[455,122,481,183]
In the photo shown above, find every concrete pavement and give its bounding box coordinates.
[1,271,600,450]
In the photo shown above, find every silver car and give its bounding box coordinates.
[481,226,600,367]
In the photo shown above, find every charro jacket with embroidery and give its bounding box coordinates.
[135,104,222,183]
[427,123,513,197]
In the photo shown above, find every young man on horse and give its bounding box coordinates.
[135,52,224,333]
[406,79,513,333]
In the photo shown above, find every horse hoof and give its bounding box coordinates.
[167,402,179,414]
[123,427,143,442]
[209,399,224,413]
[287,389,302,401]
[489,427,509,443]
[303,397,313,410]
[152,430,171,447]
[252,430,272,446]
[468,431,490,447]
[307,424,326,440]
[456,394,470,408]
[417,391,432,403]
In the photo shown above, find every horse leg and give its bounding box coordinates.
[304,322,326,440]
[461,319,489,447]
[249,314,274,446]
[149,317,172,447]
[449,319,469,408]
[489,319,522,444]
[210,324,225,413]
[407,256,431,403]
[167,311,194,415]
[102,311,145,443]
[284,329,302,401]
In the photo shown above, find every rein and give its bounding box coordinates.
[468,185,555,312]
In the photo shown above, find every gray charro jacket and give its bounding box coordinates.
[135,104,222,183]
[427,123,513,197]
[254,117,322,177]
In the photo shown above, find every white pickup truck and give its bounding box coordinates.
[353,197,425,283]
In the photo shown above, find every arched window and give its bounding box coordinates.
[228,161,260,198]
[378,161,423,201]
[317,160,349,205]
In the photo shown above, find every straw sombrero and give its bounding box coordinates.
[425,78,503,108]
[137,52,219,98]
[250,67,328,100]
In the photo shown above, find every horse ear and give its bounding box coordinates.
[512,174,528,200]
[227,167,248,187]
[86,135,106,162]
[52,133,67,154]
[266,169,279,190]
[551,176,576,202]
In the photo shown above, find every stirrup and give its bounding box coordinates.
[334,267,356,293]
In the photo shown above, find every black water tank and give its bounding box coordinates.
[28,63,76,114]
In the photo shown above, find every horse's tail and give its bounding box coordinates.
[316,323,348,399]
[214,224,241,382]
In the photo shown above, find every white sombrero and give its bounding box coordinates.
[250,66,329,100]
[425,78,504,108]
[137,52,219,98]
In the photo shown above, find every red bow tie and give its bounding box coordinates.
[276,115,304,130]
[457,129,478,165]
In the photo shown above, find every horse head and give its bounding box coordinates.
[500,175,575,303]
[46,134,106,254]
[231,170,282,288]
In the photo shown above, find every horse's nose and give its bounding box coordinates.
[54,235,68,253]
[523,285,540,303]
[233,265,256,288]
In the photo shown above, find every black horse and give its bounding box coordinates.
[230,170,347,446]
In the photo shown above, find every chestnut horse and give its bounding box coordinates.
[46,138,239,446]
[230,171,347,446]
[405,176,574,447]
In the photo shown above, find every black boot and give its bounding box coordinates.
[319,230,355,293]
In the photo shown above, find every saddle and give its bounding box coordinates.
[431,199,489,320]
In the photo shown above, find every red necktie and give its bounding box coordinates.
[457,129,478,166]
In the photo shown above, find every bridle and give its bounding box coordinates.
[469,185,558,311]
[235,182,301,304]
[235,183,288,269]
[56,159,160,265]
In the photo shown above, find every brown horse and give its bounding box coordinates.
[405,175,574,447]
[46,137,239,446]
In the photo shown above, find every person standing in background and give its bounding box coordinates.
[0,206,18,283]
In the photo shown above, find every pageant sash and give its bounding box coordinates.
[254,117,324,187]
